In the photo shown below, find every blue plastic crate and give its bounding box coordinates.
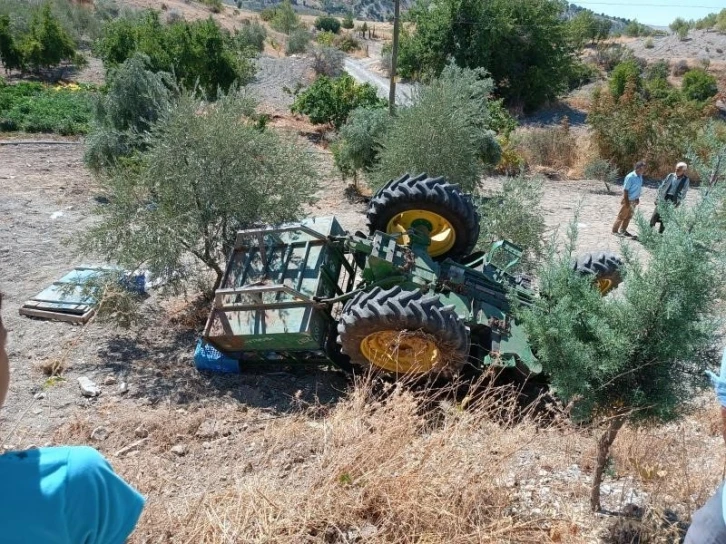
[193,340,240,374]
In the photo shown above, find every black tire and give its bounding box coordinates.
[572,251,624,295]
[367,173,480,261]
[337,285,469,376]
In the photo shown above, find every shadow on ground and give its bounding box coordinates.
[95,330,350,413]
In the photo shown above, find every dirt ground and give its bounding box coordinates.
[0,136,654,445]
[0,4,722,539]
[1,137,716,543]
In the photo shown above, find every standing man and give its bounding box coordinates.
[650,161,690,233]
[612,160,646,238]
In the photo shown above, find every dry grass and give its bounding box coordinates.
[514,121,579,177]
[49,371,726,543]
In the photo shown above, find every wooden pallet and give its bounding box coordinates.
[18,266,114,324]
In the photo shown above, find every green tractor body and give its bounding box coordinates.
[203,174,621,377]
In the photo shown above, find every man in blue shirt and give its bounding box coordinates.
[0,292,145,543]
[612,160,646,238]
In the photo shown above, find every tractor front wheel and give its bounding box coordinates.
[572,251,624,295]
[367,173,480,261]
[337,286,469,376]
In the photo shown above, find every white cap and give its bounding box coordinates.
[676,162,688,170]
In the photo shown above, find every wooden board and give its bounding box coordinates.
[19,266,116,324]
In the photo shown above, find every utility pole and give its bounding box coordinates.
[388,0,401,116]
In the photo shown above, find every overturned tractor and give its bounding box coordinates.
[202,173,622,377]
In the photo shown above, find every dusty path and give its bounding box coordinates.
[344,56,416,106]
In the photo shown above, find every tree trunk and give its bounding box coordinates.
[590,414,626,512]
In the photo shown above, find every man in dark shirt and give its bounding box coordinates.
[650,162,690,233]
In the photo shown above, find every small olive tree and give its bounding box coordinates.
[80,90,318,294]
[84,53,176,173]
[519,132,726,511]
[373,65,501,193]
[476,176,545,271]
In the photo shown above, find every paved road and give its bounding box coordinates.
[343,57,416,107]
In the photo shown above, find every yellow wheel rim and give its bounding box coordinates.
[596,278,613,295]
[386,210,456,257]
[360,330,440,373]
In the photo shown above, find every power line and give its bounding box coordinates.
[572,1,723,8]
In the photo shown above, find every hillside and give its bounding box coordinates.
[234,0,414,21]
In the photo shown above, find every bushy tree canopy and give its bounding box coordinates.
[81,91,318,291]
[373,65,501,192]
[270,0,300,34]
[291,73,384,129]
[314,16,341,34]
[397,0,575,112]
[94,11,254,97]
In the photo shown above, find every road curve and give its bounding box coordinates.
[343,57,415,107]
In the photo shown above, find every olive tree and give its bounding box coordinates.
[518,131,726,511]
[373,64,501,192]
[80,90,318,294]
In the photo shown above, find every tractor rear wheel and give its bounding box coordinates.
[367,173,480,261]
[572,251,623,295]
[338,286,469,376]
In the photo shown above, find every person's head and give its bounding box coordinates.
[634,161,646,176]
[676,161,688,176]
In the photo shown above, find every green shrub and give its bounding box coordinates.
[335,34,359,52]
[333,106,389,183]
[583,157,618,192]
[0,3,85,73]
[645,60,669,81]
[285,28,310,55]
[95,11,254,97]
[315,30,335,46]
[609,59,642,98]
[260,7,277,21]
[236,20,266,52]
[0,0,107,45]
[85,53,176,172]
[644,38,654,48]
[682,68,718,102]
[291,73,384,128]
[314,15,340,34]
[567,60,599,91]
[0,80,94,134]
[310,45,344,77]
[373,65,501,192]
[476,175,545,271]
[0,15,23,72]
[270,0,299,34]
[589,80,709,177]
[341,13,354,29]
